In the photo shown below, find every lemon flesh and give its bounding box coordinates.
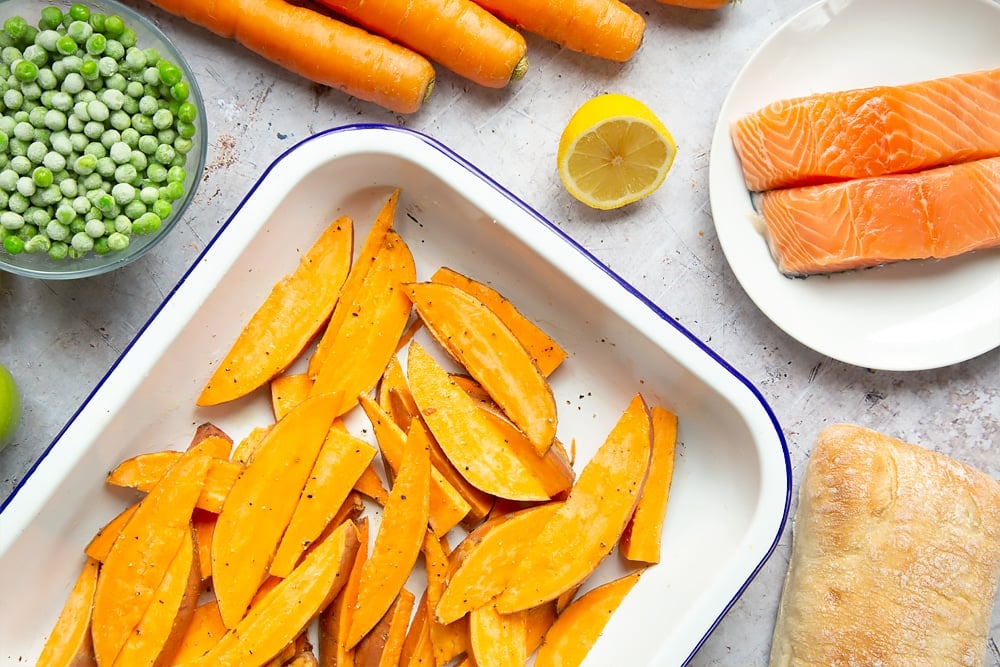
[558,94,676,210]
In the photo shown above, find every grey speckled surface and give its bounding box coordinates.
[1,0,999,664]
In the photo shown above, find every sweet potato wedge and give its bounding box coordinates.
[308,228,416,416]
[194,520,360,666]
[359,392,470,534]
[167,601,227,663]
[533,569,644,667]
[495,394,651,613]
[430,266,567,377]
[309,189,399,378]
[37,556,99,667]
[468,601,527,667]
[620,405,678,564]
[398,592,435,667]
[212,392,341,628]
[231,424,273,465]
[192,509,217,580]
[422,531,468,665]
[346,421,431,649]
[114,526,201,666]
[355,588,415,667]
[354,464,390,506]
[377,354,417,431]
[91,452,211,665]
[84,503,138,562]
[525,600,559,654]
[106,451,241,514]
[318,517,370,667]
[270,372,315,421]
[435,502,561,625]
[406,341,551,501]
[187,422,234,458]
[270,426,377,577]
[405,281,557,455]
[198,215,354,406]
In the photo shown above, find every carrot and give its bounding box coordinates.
[470,0,644,62]
[142,0,436,114]
[313,0,528,88]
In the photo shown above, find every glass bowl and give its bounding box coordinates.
[0,0,207,279]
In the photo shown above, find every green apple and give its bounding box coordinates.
[0,362,20,452]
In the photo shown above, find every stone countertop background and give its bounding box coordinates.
[1,0,998,664]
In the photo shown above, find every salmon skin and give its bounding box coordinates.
[731,68,1000,192]
[755,156,1000,276]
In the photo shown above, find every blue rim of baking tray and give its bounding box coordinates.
[2,122,791,665]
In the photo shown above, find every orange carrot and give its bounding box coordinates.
[470,0,644,62]
[314,0,528,88]
[142,0,436,113]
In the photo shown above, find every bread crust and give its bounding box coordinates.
[769,423,1000,667]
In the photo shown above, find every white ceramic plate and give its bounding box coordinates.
[0,125,789,666]
[709,0,1000,371]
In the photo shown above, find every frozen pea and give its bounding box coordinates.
[100,87,124,110]
[120,127,138,148]
[0,191,7,208]
[66,113,83,133]
[73,153,96,175]
[141,66,159,86]
[26,140,47,163]
[83,141,105,158]
[124,79,143,98]
[173,136,192,155]
[151,107,172,130]
[31,165,52,186]
[113,215,131,234]
[156,127,176,145]
[111,181,134,204]
[54,203,74,224]
[84,32,106,56]
[100,128,121,148]
[106,230,128,251]
[12,120,33,141]
[66,21,93,45]
[23,233,50,253]
[86,98,108,122]
[108,140,131,164]
[103,72,126,92]
[160,180,183,201]
[47,240,68,259]
[92,236,111,254]
[0,210,24,229]
[81,172,102,191]
[72,99,90,121]
[35,29,61,52]
[43,107,66,130]
[103,39,124,61]
[2,234,24,254]
[9,155,31,174]
[130,113,152,135]
[25,205,51,225]
[35,68,57,90]
[113,162,136,183]
[95,156,115,178]
[8,191,28,212]
[120,95,137,115]
[150,198,171,220]
[70,230,93,252]
[145,162,166,183]
[153,143,174,165]
[15,175,35,196]
[132,211,159,235]
[109,109,130,131]
[58,177,77,197]
[61,71,84,94]
[71,195,90,214]
[138,185,158,204]
[46,219,70,241]
[8,138,27,157]
[137,94,157,116]
[3,88,23,109]
[128,150,146,172]
[83,120,103,139]
[136,133,157,155]
[123,198,145,219]
[27,105,47,128]
[0,168,18,190]
[69,131,87,152]
[123,46,145,71]
[84,217,105,236]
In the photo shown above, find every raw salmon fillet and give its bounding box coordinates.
[731,68,1000,192]
[756,156,1000,276]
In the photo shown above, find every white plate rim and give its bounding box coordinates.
[709,0,1000,372]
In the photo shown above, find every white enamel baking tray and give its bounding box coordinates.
[0,125,790,666]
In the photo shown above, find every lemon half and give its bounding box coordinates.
[557,94,676,210]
